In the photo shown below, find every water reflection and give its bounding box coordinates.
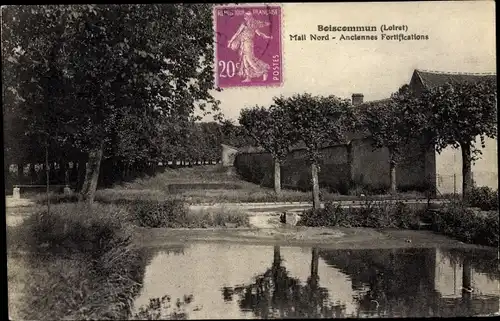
[222,246,346,318]
[319,247,499,317]
[135,244,499,319]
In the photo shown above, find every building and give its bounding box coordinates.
[408,69,498,194]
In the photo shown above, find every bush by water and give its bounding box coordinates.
[432,200,499,247]
[297,199,499,248]
[297,201,423,229]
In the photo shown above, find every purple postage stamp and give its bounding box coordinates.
[214,4,283,88]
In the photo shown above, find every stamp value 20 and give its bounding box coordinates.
[214,5,283,88]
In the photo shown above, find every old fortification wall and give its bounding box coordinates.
[233,137,431,194]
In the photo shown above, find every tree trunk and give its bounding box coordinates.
[462,256,472,305]
[45,143,50,216]
[30,163,37,184]
[273,246,281,269]
[311,163,320,210]
[58,159,65,184]
[460,143,473,201]
[273,158,281,195]
[77,158,87,192]
[79,142,104,204]
[17,163,24,184]
[389,161,397,194]
[310,248,319,288]
[64,162,70,186]
[41,163,46,184]
[71,160,78,183]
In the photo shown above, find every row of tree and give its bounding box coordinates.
[4,116,253,190]
[239,81,497,208]
[2,5,254,202]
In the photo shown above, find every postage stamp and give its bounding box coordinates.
[214,4,283,88]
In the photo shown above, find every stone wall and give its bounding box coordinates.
[234,137,431,194]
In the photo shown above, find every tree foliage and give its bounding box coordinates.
[274,93,354,163]
[2,4,220,200]
[421,79,497,159]
[239,104,294,161]
[358,85,426,164]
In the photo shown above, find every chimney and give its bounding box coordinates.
[352,93,364,106]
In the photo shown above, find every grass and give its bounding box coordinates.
[186,206,250,228]
[20,197,251,229]
[7,203,150,320]
[27,165,431,205]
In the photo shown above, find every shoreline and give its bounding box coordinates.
[132,226,496,251]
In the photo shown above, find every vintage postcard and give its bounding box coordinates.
[4,2,498,320]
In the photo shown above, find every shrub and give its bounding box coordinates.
[19,203,133,255]
[297,201,422,229]
[129,199,189,228]
[468,186,499,211]
[130,200,249,228]
[432,201,499,247]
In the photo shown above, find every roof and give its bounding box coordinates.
[414,69,496,89]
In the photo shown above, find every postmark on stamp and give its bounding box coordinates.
[214,4,283,88]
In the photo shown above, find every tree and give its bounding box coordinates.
[220,119,254,148]
[199,122,223,163]
[239,104,294,195]
[275,94,353,209]
[421,79,497,200]
[3,4,219,203]
[357,85,426,194]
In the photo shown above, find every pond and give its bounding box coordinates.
[132,243,500,319]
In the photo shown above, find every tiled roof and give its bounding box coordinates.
[415,69,496,89]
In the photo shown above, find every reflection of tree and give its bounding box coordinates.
[222,246,346,318]
[441,248,499,282]
[321,248,499,318]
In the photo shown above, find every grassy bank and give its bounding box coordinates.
[7,203,149,320]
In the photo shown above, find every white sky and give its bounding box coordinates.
[199,1,496,122]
